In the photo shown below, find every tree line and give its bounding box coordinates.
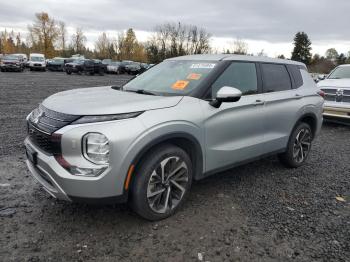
[0,12,349,72]
[290,32,350,73]
[0,12,211,63]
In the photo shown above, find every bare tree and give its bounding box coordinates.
[71,28,86,54]
[58,21,67,55]
[232,38,248,55]
[146,22,211,63]
[95,32,110,58]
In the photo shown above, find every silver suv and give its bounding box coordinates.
[25,54,324,220]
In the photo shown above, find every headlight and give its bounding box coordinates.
[83,133,109,164]
[72,111,143,124]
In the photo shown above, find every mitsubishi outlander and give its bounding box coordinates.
[25,54,324,220]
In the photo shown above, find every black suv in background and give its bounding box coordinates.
[47,57,66,71]
[65,59,106,75]
[0,54,25,72]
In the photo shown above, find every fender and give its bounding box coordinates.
[124,131,205,195]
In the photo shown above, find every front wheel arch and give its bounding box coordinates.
[125,133,204,195]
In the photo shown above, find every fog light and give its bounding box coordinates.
[83,133,109,164]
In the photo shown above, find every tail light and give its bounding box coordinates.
[317,90,325,98]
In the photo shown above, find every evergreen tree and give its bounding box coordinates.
[291,32,312,65]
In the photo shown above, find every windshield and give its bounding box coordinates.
[31,56,44,62]
[3,55,19,60]
[328,66,350,79]
[123,60,217,95]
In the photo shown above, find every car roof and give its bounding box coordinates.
[337,64,350,67]
[167,54,305,67]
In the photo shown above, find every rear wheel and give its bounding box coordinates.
[279,122,312,168]
[66,69,72,75]
[130,144,192,221]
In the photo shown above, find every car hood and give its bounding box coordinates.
[42,86,183,115]
[48,61,63,65]
[317,79,350,89]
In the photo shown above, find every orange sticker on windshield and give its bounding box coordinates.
[187,73,202,80]
[172,80,189,90]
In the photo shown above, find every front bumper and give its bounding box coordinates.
[24,117,149,203]
[323,103,350,124]
[1,64,21,70]
[24,137,128,203]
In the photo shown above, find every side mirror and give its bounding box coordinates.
[209,86,242,108]
[318,74,326,81]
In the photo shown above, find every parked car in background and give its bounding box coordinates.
[0,54,25,72]
[93,59,107,75]
[13,53,28,64]
[29,53,46,71]
[317,64,350,124]
[65,59,105,75]
[47,57,66,71]
[107,61,121,74]
[125,62,142,75]
[25,54,323,220]
[102,59,112,65]
[124,62,149,75]
[119,60,134,74]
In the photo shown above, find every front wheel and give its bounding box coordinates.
[130,144,192,221]
[279,122,312,168]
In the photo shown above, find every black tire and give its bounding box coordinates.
[130,144,193,221]
[0,68,4,72]
[30,68,33,71]
[278,122,313,168]
[66,70,72,75]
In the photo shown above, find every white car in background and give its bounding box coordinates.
[29,53,46,71]
[107,61,121,74]
[317,64,350,124]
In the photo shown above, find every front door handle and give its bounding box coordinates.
[294,94,303,99]
[254,100,265,106]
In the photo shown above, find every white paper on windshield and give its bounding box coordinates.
[190,63,216,69]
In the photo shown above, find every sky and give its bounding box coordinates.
[1,0,349,58]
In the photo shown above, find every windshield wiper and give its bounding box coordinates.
[126,89,157,96]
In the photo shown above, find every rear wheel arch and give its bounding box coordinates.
[296,113,318,138]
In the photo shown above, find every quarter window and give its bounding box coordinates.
[261,63,292,92]
[211,62,258,98]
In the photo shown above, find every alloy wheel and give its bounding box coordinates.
[147,156,189,214]
[293,128,312,163]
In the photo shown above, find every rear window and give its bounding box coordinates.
[287,65,304,88]
[261,63,292,92]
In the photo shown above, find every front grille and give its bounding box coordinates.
[28,123,59,154]
[321,88,350,103]
[29,105,80,134]
[322,88,336,101]
[27,105,80,154]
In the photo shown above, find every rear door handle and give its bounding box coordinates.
[254,100,265,106]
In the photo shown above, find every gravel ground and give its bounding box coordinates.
[0,71,349,262]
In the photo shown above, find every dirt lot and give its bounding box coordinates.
[0,71,349,262]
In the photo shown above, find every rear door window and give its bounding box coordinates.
[261,63,292,92]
